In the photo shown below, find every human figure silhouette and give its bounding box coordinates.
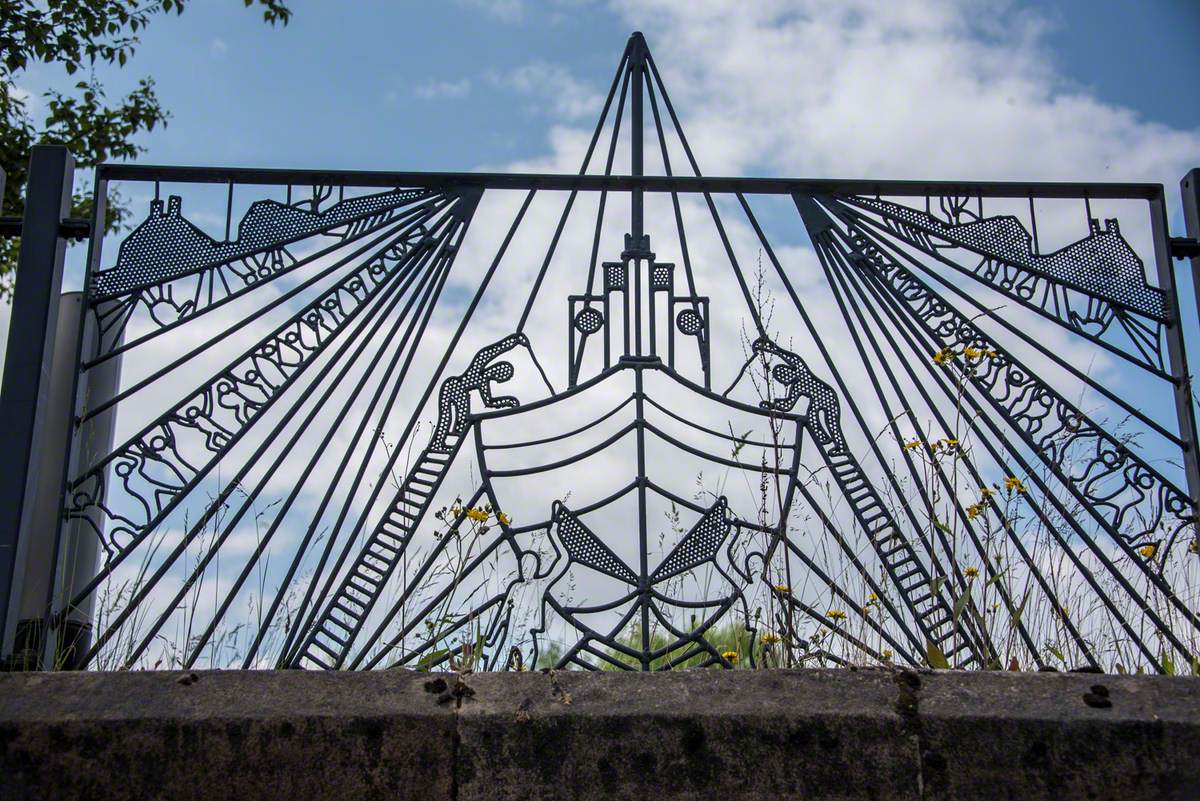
[750,336,844,450]
[433,333,529,446]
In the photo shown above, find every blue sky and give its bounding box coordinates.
[12,0,1199,178]
[8,0,1200,669]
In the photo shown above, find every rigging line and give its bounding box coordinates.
[383,592,510,670]
[839,202,1174,381]
[281,189,532,664]
[856,258,1200,652]
[820,233,1049,667]
[79,215,458,668]
[644,53,764,334]
[817,231,1002,662]
[776,536,921,667]
[240,247,453,668]
[267,230,470,668]
[787,473,927,656]
[63,210,462,624]
[822,233,1047,664]
[747,195,948,575]
[186,219,463,668]
[842,210,1195,538]
[272,205,481,666]
[803,233,983,659]
[517,60,632,337]
[833,205,1185,450]
[644,53,701,178]
[852,254,1171,671]
[572,59,634,378]
[77,206,448,423]
[779,589,896,666]
[851,244,1191,668]
[158,228,458,671]
[645,68,699,300]
[350,486,497,669]
[83,197,448,369]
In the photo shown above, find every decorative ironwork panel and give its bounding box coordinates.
[38,32,1199,674]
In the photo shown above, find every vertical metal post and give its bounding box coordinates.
[13,291,84,669]
[1150,189,1200,521]
[629,32,646,357]
[52,178,120,670]
[630,31,645,241]
[1183,169,1200,343]
[0,145,74,661]
[1180,169,1200,536]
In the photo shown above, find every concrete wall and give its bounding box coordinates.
[1,668,1197,800]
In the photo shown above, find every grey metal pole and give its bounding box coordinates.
[0,146,74,664]
[10,292,85,669]
[1150,190,1200,524]
[1183,169,1200,342]
[51,173,122,666]
[1180,169,1200,528]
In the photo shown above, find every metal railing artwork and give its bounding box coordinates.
[2,33,1199,673]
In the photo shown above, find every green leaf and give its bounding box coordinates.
[933,519,952,536]
[1161,649,1176,676]
[1047,645,1065,664]
[1010,591,1029,630]
[415,648,450,672]
[930,575,946,597]
[984,569,1009,588]
[926,640,950,670]
[952,589,971,623]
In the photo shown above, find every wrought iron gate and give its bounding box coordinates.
[3,33,1200,673]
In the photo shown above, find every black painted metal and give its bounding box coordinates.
[3,35,1197,673]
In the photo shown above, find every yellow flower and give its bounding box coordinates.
[966,502,984,520]
[932,348,954,365]
[964,566,979,578]
[1189,540,1199,555]
[1060,606,1070,618]
[1004,476,1026,494]
[760,632,781,645]
[986,349,999,359]
[866,592,878,604]
[450,504,463,517]
[466,507,489,522]
[827,609,848,621]
[904,439,921,451]
[963,346,983,360]
[979,486,996,498]
[945,438,959,448]
[1139,544,1157,559]
[722,650,739,664]
[497,511,512,526]
[773,584,791,594]
[882,648,894,660]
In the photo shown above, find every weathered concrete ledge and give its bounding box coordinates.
[2,668,1197,800]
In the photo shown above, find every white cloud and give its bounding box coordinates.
[605,0,1199,185]
[36,0,1200,667]
[413,78,472,100]
[486,62,604,120]
[210,38,229,58]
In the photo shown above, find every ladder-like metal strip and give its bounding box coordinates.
[296,433,464,668]
[819,443,979,666]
